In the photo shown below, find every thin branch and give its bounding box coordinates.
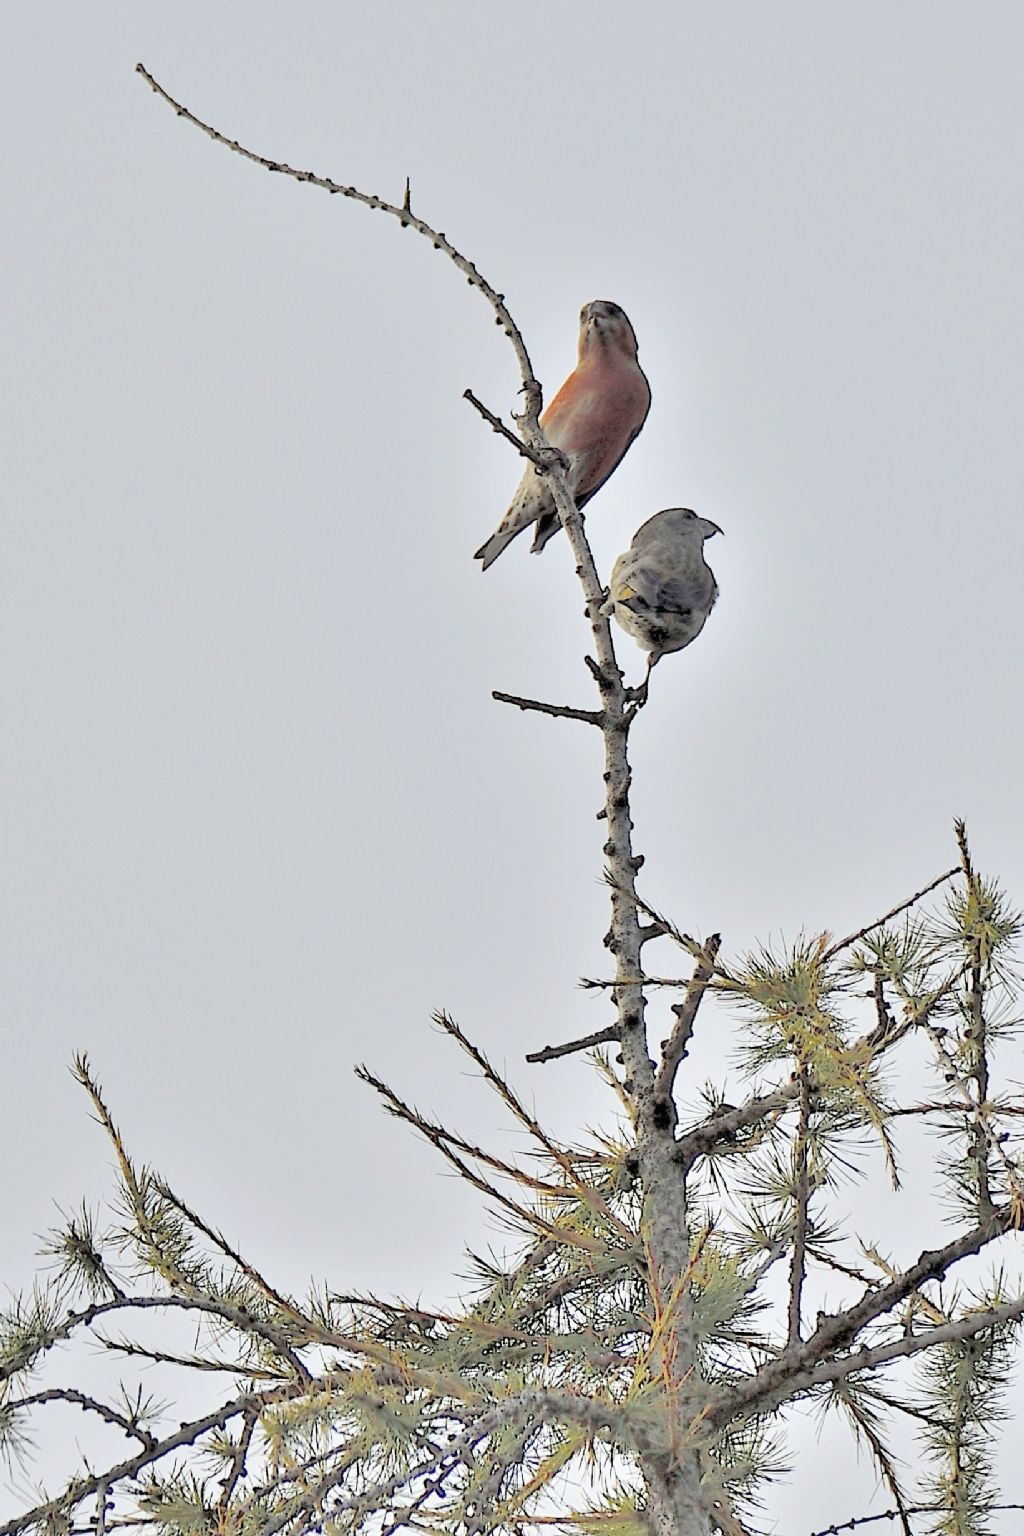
[357,1065,564,1198]
[462,388,544,467]
[834,1393,913,1536]
[581,974,706,990]
[787,1067,812,1346]
[526,1025,620,1064]
[149,1175,303,1320]
[492,690,603,726]
[854,959,970,1061]
[134,65,540,398]
[675,1084,800,1170]
[775,1291,1024,1402]
[654,936,722,1097]
[0,1291,313,1388]
[809,1504,1024,1536]
[919,1014,1024,1211]
[805,1247,882,1292]
[432,1012,635,1239]
[216,1404,259,1517]
[429,1013,635,1241]
[963,839,995,1216]
[745,1233,794,1288]
[96,1337,277,1375]
[603,881,738,984]
[889,1099,1024,1120]
[821,867,960,963]
[851,968,908,1055]
[4,1388,156,1449]
[0,1387,276,1536]
[713,1205,1016,1422]
[355,1065,610,1255]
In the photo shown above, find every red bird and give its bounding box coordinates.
[474,300,651,570]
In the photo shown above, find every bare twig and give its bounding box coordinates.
[433,1012,635,1241]
[355,1065,609,1255]
[852,959,970,1061]
[821,867,960,963]
[4,1388,156,1449]
[833,1395,913,1536]
[581,974,703,990]
[492,690,603,726]
[889,1099,1024,1120]
[150,1175,303,1321]
[654,936,722,1097]
[462,388,544,467]
[603,880,735,978]
[918,1016,1024,1212]
[134,65,540,397]
[97,1337,277,1375]
[526,1025,620,1064]
[809,1503,1024,1536]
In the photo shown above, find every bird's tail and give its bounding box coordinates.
[529,512,564,554]
[473,527,520,571]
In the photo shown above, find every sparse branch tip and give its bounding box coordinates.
[822,865,961,962]
[463,388,546,467]
[492,690,603,726]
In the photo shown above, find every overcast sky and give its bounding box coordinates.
[2,3,1023,1529]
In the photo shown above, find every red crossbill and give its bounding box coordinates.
[474,300,651,570]
[600,508,721,686]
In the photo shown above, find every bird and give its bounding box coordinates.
[600,508,721,694]
[474,300,651,570]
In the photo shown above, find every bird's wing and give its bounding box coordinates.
[617,562,712,617]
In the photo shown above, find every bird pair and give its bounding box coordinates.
[473,301,720,681]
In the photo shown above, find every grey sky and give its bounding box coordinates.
[2,2,1023,1528]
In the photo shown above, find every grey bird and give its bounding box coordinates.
[600,508,721,694]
